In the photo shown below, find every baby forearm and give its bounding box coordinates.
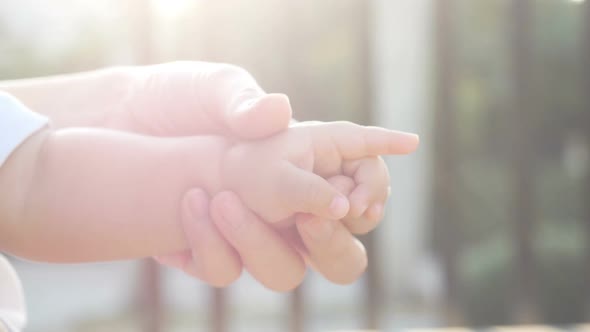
[0,128,227,263]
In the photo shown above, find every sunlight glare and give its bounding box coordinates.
[151,0,193,19]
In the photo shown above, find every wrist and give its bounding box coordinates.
[174,135,234,194]
[15,130,236,261]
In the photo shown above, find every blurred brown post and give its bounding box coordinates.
[363,232,381,329]
[278,2,307,332]
[508,0,539,324]
[129,1,164,331]
[140,259,164,332]
[211,288,227,332]
[432,0,464,326]
[189,5,231,332]
[359,0,382,329]
[582,0,590,321]
[290,285,304,332]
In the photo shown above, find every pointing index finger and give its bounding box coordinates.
[314,122,420,160]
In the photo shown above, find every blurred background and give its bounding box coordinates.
[1,0,589,331]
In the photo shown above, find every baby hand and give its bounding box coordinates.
[220,121,419,223]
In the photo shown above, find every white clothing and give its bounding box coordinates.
[0,91,48,331]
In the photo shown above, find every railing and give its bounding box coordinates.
[129,0,590,330]
[131,1,381,331]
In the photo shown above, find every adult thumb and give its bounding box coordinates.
[227,93,292,139]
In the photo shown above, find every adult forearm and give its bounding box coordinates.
[0,68,130,128]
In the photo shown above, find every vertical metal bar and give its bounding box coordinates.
[582,0,590,322]
[432,0,464,326]
[508,0,539,324]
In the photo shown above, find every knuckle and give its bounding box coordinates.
[283,175,320,211]
[342,159,361,176]
[346,218,376,235]
[209,63,250,82]
[359,131,371,155]
[302,182,324,209]
[327,175,355,196]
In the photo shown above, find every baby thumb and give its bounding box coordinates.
[280,163,350,220]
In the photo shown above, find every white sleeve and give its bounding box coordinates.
[0,91,45,332]
[0,91,49,167]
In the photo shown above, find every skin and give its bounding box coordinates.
[0,62,419,290]
[0,121,416,260]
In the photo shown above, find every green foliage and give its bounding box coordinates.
[447,0,589,325]
[461,220,586,326]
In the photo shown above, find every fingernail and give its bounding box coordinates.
[403,132,420,145]
[329,195,349,219]
[301,219,334,242]
[350,191,369,217]
[396,130,419,139]
[355,202,369,218]
[268,93,290,107]
[237,93,290,113]
[186,189,209,221]
[236,96,262,113]
[368,203,383,220]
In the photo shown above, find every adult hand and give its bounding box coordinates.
[4,61,292,139]
[156,175,370,291]
[108,61,292,139]
[5,61,394,288]
[120,62,392,289]
[6,61,395,225]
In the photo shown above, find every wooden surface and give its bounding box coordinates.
[404,325,590,332]
[328,325,590,332]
